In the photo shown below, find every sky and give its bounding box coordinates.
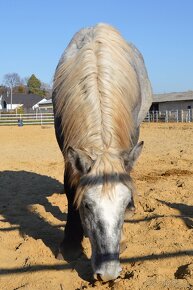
[0,0,193,93]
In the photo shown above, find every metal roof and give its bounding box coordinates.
[39,99,52,104]
[2,93,43,108]
[153,91,193,103]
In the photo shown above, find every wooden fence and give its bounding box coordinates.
[145,109,193,123]
[0,112,54,126]
[0,110,193,126]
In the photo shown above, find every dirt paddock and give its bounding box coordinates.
[0,123,193,290]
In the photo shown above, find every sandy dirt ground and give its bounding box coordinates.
[0,123,193,290]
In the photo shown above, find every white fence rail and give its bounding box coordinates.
[145,109,193,123]
[0,112,54,126]
[0,110,193,126]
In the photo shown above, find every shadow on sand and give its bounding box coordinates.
[0,170,66,254]
[125,199,193,229]
[1,172,193,282]
[1,249,193,282]
[0,170,94,281]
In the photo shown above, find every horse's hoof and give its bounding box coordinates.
[56,242,83,262]
[56,251,65,260]
[120,241,127,254]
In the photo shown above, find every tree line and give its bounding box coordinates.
[0,73,51,98]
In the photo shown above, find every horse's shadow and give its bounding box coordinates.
[0,170,66,255]
[157,199,193,228]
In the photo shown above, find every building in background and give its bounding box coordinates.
[0,93,45,112]
[151,91,193,112]
[149,91,193,122]
[32,98,53,112]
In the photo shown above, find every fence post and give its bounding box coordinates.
[188,109,191,123]
[181,110,184,122]
[41,113,43,126]
[165,110,168,122]
[147,111,150,122]
[156,111,158,122]
[176,110,179,122]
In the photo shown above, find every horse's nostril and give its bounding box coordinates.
[95,267,121,282]
[94,272,104,281]
[96,273,103,281]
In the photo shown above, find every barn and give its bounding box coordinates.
[150,91,193,122]
[0,93,44,112]
[151,91,193,111]
[32,98,53,112]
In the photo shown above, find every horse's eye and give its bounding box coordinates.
[84,203,90,210]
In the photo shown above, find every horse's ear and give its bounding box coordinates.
[121,141,144,172]
[67,147,95,175]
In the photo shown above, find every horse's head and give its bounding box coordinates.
[67,142,143,281]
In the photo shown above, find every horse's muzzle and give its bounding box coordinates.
[93,253,121,281]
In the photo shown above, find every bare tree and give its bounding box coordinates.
[21,76,29,86]
[3,73,21,88]
[3,73,21,110]
[41,81,52,91]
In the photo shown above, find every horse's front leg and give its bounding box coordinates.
[57,168,84,261]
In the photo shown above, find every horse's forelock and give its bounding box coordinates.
[73,152,133,208]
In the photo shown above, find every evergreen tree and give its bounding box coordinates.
[27,74,45,96]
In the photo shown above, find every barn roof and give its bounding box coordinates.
[2,93,44,108]
[153,91,193,103]
[39,99,52,105]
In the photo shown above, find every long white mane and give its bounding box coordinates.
[53,23,152,155]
